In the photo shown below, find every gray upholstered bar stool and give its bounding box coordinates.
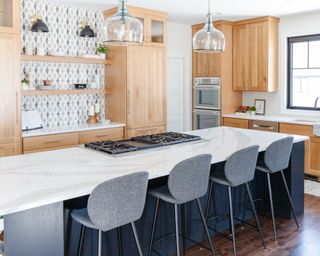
[255,136,299,241]
[205,145,265,256]
[148,154,216,256]
[70,172,149,256]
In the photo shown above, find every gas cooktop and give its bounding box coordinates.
[85,132,201,155]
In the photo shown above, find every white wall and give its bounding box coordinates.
[167,22,192,131]
[242,11,320,117]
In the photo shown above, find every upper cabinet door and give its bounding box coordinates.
[233,24,249,90]
[0,33,21,145]
[248,22,268,91]
[232,17,279,92]
[0,0,19,33]
[127,46,166,128]
[148,15,166,47]
[193,52,208,77]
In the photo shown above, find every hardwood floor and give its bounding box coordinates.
[186,194,320,256]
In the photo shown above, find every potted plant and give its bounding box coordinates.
[21,78,30,91]
[249,106,256,115]
[96,44,109,59]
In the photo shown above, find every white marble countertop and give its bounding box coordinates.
[22,121,125,138]
[0,127,307,216]
[223,113,320,126]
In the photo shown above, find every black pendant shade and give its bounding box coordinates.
[31,19,49,33]
[80,25,95,37]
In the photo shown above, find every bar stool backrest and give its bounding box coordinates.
[87,171,149,232]
[264,136,294,173]
[225,145,259,187]
[168,154,212,203]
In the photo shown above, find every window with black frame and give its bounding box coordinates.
[287,34,320,110]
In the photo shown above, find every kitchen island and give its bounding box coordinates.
[0,127,307,256]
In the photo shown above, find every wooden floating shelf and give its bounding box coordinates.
[21,55,112,65]
[21,89,108,96]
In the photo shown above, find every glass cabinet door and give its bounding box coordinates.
[0,0,19,33]
[150,17,166,47]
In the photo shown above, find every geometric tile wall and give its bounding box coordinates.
[20,0,107,127]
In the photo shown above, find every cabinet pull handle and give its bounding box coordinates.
[45,140,61,144]
[253,124,274,130]
[96,135,107,138]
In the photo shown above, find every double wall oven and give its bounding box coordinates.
[193,77,221,130]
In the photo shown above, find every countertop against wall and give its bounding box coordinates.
[223,113,320,126]
[22,121,125,138]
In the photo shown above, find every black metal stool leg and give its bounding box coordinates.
[205,180,214,221]
[280,170,299,229]
[227,187,237,256]
[148,198,160,256]
[196,198,216,256]
[174,204,181,256]
[245,183,266,249]
[267,173,277,241]
[117,227,122,256]
[131,222,143,256]
[77,225,85,256]
[242,183,250,221]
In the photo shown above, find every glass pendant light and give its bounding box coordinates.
[103,0,143,45]
[193,0,225,53]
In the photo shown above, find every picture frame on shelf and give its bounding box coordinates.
[254,99,266,115]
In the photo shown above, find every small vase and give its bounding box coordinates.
[22,83,29,90]
[98,53,106,59]
[250,111,256,115]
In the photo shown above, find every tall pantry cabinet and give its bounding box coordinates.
[0,0,21,156]
[104,7,167,138]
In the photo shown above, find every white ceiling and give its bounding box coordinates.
[47,0,320,24]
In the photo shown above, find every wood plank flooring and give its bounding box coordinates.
[186,194,320,256]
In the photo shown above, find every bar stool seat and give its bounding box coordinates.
[210,172,233,187]
[71,208,97,230]
[149,186,182,204]
[256,162,273,173]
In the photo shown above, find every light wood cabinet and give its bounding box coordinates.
[104,6,167,48]
[79,128,124,144]
[106,45,167,138]
[223,117,249,129]
[279,123,317,177]
[0,32,21,155]
[23,128,125,154]
[127,46,166,129]
[23,133,79,154]
[192,52,221,77]
[127,126,166,138]
[233,16,279,92]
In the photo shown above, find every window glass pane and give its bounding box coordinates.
[309,41,320,68]
[291,69,320,108]
[292,42,308,69]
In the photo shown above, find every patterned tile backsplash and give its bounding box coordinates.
[20,0,107,128]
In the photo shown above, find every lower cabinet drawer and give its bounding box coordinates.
[223,118,249,129]
[127,126,166,138]
[79,128,124,144]
[0,143,21,157]
[23,133,79,153]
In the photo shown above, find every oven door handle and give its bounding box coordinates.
[193,85,220,90]
[193,109,220,115]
